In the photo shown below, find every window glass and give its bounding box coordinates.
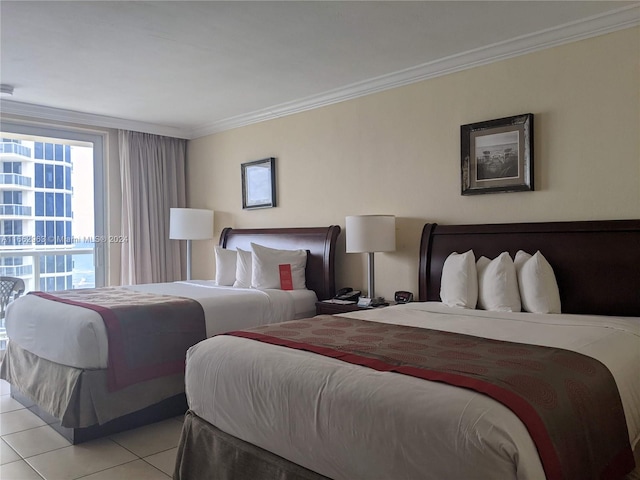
[45,192,54,216]
[45,221,54,244]
[55,221,64,243]
[46,255,55,273]
[55,192,64,217]
[55,144,64,161]
[66,275,73,289]
[35,142,44,159]
[40,278,46,290]
[65,194,72,217]
[35,221,44,245]
[56,255,65,272]
[45,164,54,188]
[46,277,55,291]
[65,145,71,163]
[65,167,71,189]
[56,276,66,291]
[35,163,44,187]
[66,255,72,270]
[35,192,44,216]
[45,143,54,160]
[55,165,64,189]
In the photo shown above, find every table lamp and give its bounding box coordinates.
[346,215,396,306]
[169,208,214,280]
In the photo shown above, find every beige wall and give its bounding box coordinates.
[188,27,639,300]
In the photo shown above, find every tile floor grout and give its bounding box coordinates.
[1,379,180,479]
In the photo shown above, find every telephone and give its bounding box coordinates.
[334,287,361,302]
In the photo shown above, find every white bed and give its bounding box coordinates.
[0,225,341,444]
[174,219,640,480]
[6,281,317,369]
[184,302,640,480]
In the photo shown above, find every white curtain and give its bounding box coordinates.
[119,130,186,284]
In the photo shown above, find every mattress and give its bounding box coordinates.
[5,281,317,369]
[185,302,640,480]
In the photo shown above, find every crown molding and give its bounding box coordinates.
[0,100,191,139]
[189,4,639,138]
[1,4,638,140]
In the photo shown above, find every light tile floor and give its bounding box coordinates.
[0,379,182,479]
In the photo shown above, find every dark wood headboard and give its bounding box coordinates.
[219,225,341,301]
[419,219,640,317]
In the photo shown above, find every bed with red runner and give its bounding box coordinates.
[30,287,206,391]
[175,219,640,480]
[1,225,341,444]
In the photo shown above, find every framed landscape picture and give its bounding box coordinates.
[461,113,534,195]
[241,157,276,209]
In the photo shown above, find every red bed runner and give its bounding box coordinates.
[31,287,206,391]
[225,315,634,480]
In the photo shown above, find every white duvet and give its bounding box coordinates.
[5,281,317,369]
[185,302,640,480]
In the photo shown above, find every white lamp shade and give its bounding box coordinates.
[346,215,396,253]
[169,208,214,240]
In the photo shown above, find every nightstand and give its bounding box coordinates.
[315,301,395,315]
[316,301,363,315]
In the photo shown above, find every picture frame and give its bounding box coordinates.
[241,157,276,209]
[461,113,534,195]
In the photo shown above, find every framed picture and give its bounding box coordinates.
[461,113,534,195]
[241,157,276,209]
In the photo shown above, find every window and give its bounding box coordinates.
[55,192,64,216]
[55,165,64,189]
[2,162,21,174]
[35,221,44,245]
[35,163,44,187]
[45,164,53,188]
[1,123,106,292]
[35,192,44,216]
[3,191,23,205]
[45,221,54,244]
[45,192,54,216]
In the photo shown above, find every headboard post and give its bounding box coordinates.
[219,225,341,300]
[419,219,640,317]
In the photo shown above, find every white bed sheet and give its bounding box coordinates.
[5,281,317,369]
[185,302,640,480]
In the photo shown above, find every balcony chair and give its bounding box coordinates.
[1,276,25,320]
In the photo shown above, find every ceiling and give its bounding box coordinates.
[1,1,638,139]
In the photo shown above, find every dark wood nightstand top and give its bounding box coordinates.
[315,301,396,315]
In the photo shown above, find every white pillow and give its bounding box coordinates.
[514,250,561,314]
[440,250,478,309]
[214,246,237,286]
[476,252,521,312]
[250,242,307,290]
[233,248,252,288]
